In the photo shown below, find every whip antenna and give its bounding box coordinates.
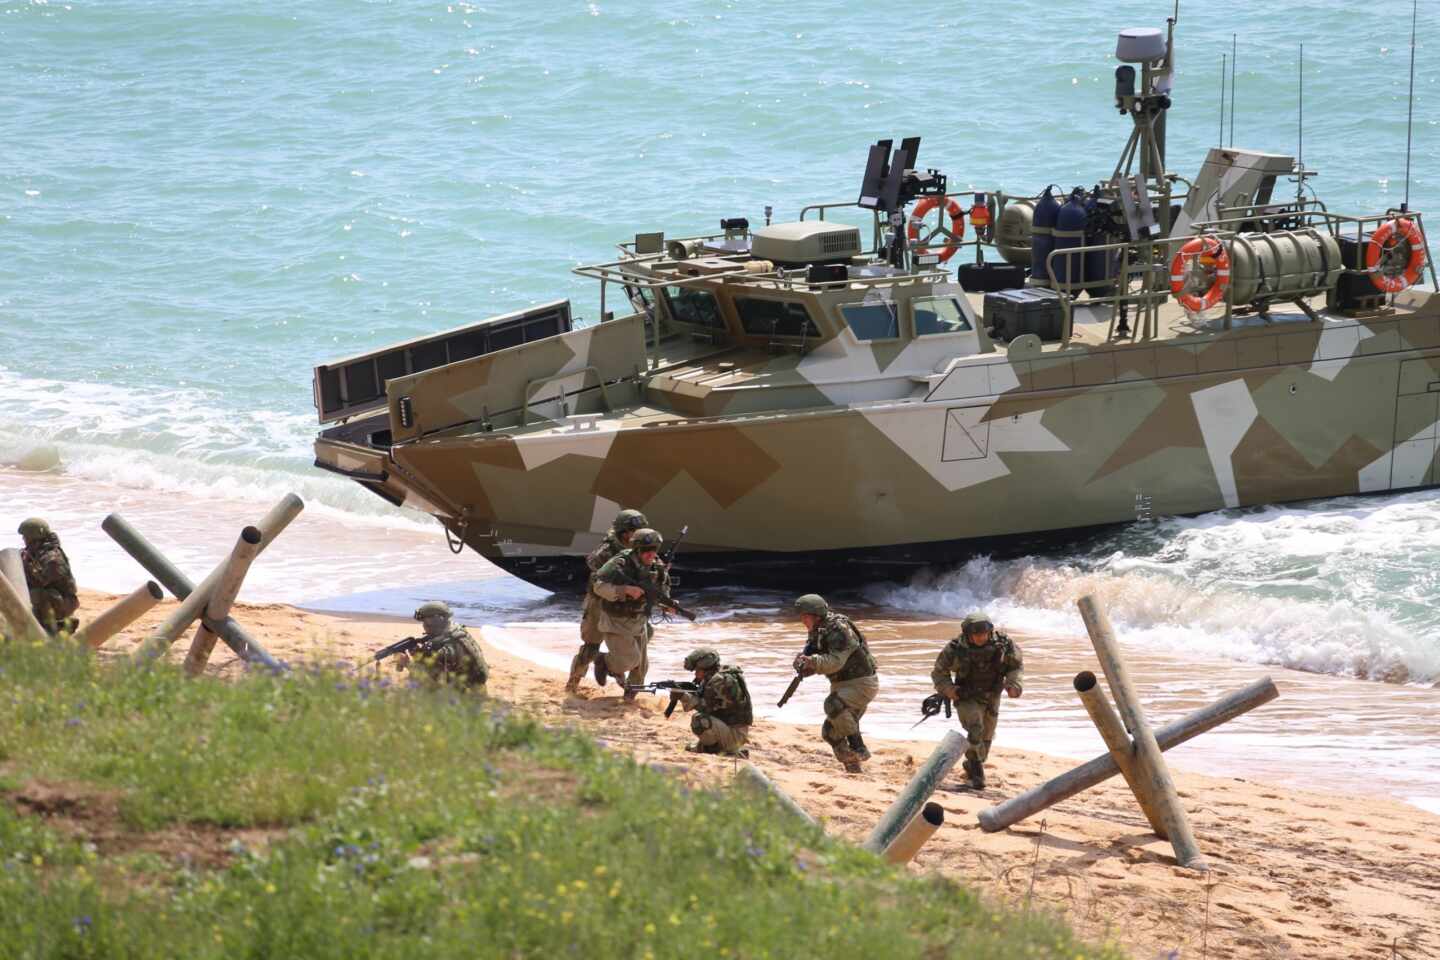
[1403,0,1417,212]
[1297,43,1304,203]
[1229,33,1237,146]
[1219,53,1227,148]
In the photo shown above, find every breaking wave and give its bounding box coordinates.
[869,492,1440,686]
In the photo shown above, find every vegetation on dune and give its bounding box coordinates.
[0,642,1122,959]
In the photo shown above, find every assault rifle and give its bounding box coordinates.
[623,680,700,717]
[660,525,688,565]
[910,692,953,729]
[775,638,818,708]
[359,635,432,669]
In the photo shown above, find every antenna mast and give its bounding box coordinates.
[1297,43,1304,204]
[1229,33,1237,146]
[1403,0,1417,212]
[1219,53,1226,148]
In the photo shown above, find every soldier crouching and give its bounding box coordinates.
[394,601,489,693]
[931,611,1023,790]
[793,594,878,773]
[675,647,752,757]
[19,517,79,636]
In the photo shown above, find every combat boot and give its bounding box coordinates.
[963,757,986,790]
[592,655,609,688]
[565,658,585,693]
[847,733,871,761]
[842,760,864,774]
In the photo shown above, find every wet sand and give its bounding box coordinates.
[69,589,1440,960]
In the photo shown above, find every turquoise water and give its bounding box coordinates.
[2,0,1438,682]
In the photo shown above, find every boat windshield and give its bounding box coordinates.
[914,296,972,336]
[841,302,900,341]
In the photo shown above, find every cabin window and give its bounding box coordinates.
[736,297,820,339]
[841,302,900,341]
[662,286,725,328]
[913,296,973,337]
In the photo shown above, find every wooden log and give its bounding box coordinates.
[864,731,967,853]
[1074,671,1167,837]
[978,677,1278,833]
[0,561,48,643]
[74,581,163,649]
[882,801,945,865]
[0,548,27,594]
[183,525,263,677]
[1078,595,1206,869]
[735,763,818,829]
[136,525,264,663]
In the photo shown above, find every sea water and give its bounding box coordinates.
[2,0,1437,807]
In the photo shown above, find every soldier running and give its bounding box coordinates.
[18,518,79,636]
[566,508,649,693]
[674,647,752,757]
[930,611,1023,790]
[590,528,669,699]
[792,594,878,773]
[393,601,489,693]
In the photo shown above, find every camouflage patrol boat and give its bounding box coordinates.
[313,17,1439,592]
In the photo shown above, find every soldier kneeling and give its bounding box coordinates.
[675,647,752,757]
[394,601,489,693]
[19,517,79,636]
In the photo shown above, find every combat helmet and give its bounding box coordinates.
[612,508,649,534]
[630,528,663,551]
[17,517,50,540]
[683,647,721,672]
[961,611,994,634]
[414,600,452,620]
[794,594,829,616]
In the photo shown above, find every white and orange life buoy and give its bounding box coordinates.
[1366,217,1426,293]
[1169,235,1231,312]
[907,195,965,263]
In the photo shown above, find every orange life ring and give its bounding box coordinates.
[907,195,965,262]
[1366,217,1426,293]
[1169,235,1231,312]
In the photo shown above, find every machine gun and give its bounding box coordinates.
[623,680,700,717]
[775,638,818,709]
[359,635,432,669]
[910,692,953,729]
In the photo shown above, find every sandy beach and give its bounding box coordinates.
[69,588,1440,960]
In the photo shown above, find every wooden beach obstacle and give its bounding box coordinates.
[101,493,303,673]
[864,730,967,856]
[75,581,164,649]
[977,595,1281,871]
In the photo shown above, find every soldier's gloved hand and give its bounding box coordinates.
[1006,684,1022,699]
[393,652,410,670]
[793,654,816,677]
[623,585,646,600]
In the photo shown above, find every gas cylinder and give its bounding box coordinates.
[1029,186,1060,286]
[1051,188,1089,290]
[1082,188,1115,296]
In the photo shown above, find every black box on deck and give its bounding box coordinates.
[1336,234,1374,270]
[957,261,1027,292]
[984,287,1065,341]
[1333,270,1387,312]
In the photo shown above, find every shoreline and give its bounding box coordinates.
[68,587,1440,959]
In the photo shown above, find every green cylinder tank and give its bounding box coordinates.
[996,198,1034,267]
[1226,229,1342,304]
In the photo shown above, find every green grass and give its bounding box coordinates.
[0,641,1123,959]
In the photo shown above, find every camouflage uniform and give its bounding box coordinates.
[805,611,879,768]
[22,533,78,635]
[590,546,668,689]
[679,664,753,756]
[931,625,1022,784]
[414,624,489,693]
[567,532,626,689]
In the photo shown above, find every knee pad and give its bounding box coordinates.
[822,693,846,719]
[691,714,712,736]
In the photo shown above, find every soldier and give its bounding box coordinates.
[792,594,879,773]
[18,518,79,636]
[393,600,489,693]
[566,508,648,693]
[674,647,752,757]
[930,611,1023,790]
[589,527,668,700]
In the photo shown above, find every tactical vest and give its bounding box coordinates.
[704,665,753,727]
[425,626,487,687]
[596,550,651,618]
[586,534,624,576]
[948,631,1014,696]
[819,613,877,682]
[23,537,76,598]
